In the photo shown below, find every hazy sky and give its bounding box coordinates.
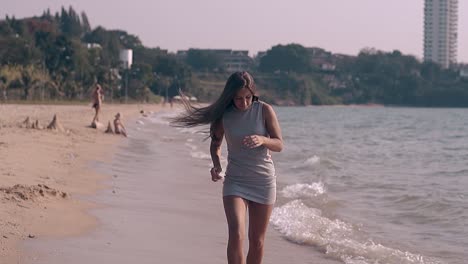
[1,0,468,62]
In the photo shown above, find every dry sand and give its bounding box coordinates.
[0,103,162,263]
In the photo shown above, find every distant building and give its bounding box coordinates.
[320,63,336,71]
[252,51,267,67]
[255,51,267,59]
[306,47,336,70]
[224,50,252,72]
[423,0,458,68]
[119,49,133,69]
[86,43,102,49]
[176,50,188,58]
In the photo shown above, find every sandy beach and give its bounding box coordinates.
[1,103,340,264]
[0,103,163,263]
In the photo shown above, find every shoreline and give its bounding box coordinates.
[0,103,163,263]
[17,110,341,264]
[1,103,342,263]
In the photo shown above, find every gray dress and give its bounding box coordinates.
[222,101,276,204]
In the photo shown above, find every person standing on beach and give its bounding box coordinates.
[172,71,283,264]
[91,84,104,123]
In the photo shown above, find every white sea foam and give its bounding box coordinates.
[148,110,177,125]
[136,120,145,125]
[280,182,326,198]
[292,155,321,169]
[270,200,444,264]
[271,200,351,245]
[304,155,320,166]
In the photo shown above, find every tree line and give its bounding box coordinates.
[1,7,467,107]
[0,7,189,103]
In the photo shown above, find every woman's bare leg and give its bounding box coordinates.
[223,196,248,264]
[95,105,100,122]
[92,106,99,123]
[246,201,273,264]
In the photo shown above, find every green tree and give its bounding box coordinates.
[60,6,83,38]
[0,65,22,100]
[0,36,42,65]
[80,11,91,33]
[185,49,223,71]
[259,44,311,73]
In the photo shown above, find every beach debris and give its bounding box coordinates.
[31,119,43,130]
[0,184,68,202]
[105,121,114,134]
[47,114,64,132]
[20,117,44,130]
[22,116,32,128]
[90,120,103,129]
[28,234,35,239]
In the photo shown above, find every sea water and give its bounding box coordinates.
[158,106,468,264]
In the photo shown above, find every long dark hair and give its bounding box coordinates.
[171,71,258,139]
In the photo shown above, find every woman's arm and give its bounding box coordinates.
[243,103,283,152]
[210,120,224,181]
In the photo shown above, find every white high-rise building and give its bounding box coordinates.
[423,0,458,68]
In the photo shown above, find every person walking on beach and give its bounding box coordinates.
[172,71,283,264]
[91,84,104,123]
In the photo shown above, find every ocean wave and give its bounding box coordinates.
[280,182,326,198]
[287,155,342,173]
[270,200,444,264]
[305,155,320,166]
[290,155,321,169]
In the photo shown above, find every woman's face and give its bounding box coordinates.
[233,87,253,111]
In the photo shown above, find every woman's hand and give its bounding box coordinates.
[243,135,265,148]
[210,166,223,182]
